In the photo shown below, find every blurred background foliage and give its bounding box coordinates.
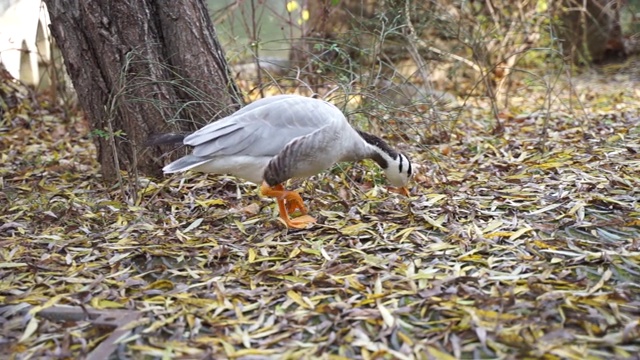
[208,0,639,144]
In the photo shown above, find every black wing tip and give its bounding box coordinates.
[146,133,187,146]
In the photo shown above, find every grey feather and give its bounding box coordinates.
[184,95,341,158]
[163,155,210,173]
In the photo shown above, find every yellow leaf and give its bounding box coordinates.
[424,193,447,206]
[421,214,448,231]
[482,220,503,233]
[320,247,331,261]
[288,247,301,259]
[286,1,299,12]
[497,330,524,345]
[475,309,520,321]
[177,297,217,307]
[340,222,372,235]
[29,294,64,315]
[272,275,309,283]
[19,317,38,343]
[249,256,286,263]
[377,301,395,327]
[374,276,383,294]
[364,254,387,267]
[145,280,174,291]
[536,0,548,13]
[587,269,612,295]
[195,199,226,207]
[567,201,585,215]
[143,311,184,333]
[529,202,562,215]
[397,331,414,346]
[361,348,371,360]
[532,161,564,169]
[0,262,27,268]
[287,290,313,309]
[425,346,456,360]
[300,247,320,256]
[484,231,513,238]
[220,339,235,356]
[625,219,640,227]
[346,275,366,291]
[508,227,532,241]
[248,248,257,262]
[606,134,623,143]
[234,349,280,357]
[90,298,125,309]
[184,218,203,233]
[127,345,164,356]
[234,219,247,234]
[532,240,555,249]
[395,227,417,242]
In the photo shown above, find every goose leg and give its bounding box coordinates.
[260,182,316,228]
[285,200,305,215]
[284,191,307,215]
[261,183,307,214]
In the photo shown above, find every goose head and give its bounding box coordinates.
[385,152,412,186]
[354,130,413,196]
[381,152,412,195]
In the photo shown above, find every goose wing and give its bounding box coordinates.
[184,95,345,158]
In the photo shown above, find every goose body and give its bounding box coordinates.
[160,95,412,228]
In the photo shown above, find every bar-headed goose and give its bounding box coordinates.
[158,95,412,228]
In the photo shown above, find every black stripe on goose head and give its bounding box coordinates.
[356,130,399,169]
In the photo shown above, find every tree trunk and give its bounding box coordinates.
[43,0,243,182]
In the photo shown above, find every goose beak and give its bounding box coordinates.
[389,187,410,196]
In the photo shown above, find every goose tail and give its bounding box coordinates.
[146,133,187,146]
[163,155,210,174]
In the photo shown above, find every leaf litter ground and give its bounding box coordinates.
[1,71,639,359]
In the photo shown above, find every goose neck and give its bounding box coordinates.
[353,130,398,169]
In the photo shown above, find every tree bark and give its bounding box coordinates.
[43,0,243,182]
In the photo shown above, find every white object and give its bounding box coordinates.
[0,0,52,85]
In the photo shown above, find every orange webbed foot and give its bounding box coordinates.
[388,186,410,196]
[280,214,317,229]
[260,182,314,229]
